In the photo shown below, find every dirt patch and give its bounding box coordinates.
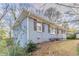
[32,40,79,56]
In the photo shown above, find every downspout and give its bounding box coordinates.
[26,12,30,44]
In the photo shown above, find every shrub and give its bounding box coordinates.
[67,34,76,39]
[26,41,37,53]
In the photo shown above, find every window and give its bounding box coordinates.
[57,29,59,34]
[34,20,44,32]
[53,29,56,34]
[62,30,65,34]
[55,29,58,34]
[34,20,37,31]
[37,22,42,32]
[50,28,53,34]
[59,30,62,34]
[49,27,56,34]
[61,30,63,34]
[48,25,50,33]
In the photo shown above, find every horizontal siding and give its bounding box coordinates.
[13,19,27,47]
[28,18,66,43]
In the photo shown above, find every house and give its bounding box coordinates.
[13,9,67,47]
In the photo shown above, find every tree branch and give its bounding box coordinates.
[11,9,17,20]
[0,4,9,21]
[56,3,79,8]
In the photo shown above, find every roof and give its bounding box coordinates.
[12,9,66,31]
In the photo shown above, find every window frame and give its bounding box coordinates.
[36,22,43,32]
[50,28,56,34]
[48,25,56,34]
[33,19,44,32]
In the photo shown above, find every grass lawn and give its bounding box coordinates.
[32,40,79,56]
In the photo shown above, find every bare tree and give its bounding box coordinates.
[44,7,61,22]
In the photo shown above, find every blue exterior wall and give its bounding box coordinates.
[13,19,27,47]
[28,18,57,43]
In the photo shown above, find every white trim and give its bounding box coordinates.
[26,17,30,44]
